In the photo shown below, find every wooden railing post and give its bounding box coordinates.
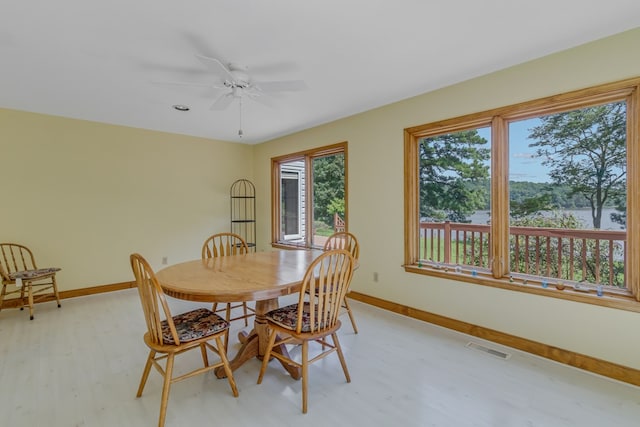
[443,221,451,265]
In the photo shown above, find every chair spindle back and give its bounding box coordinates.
[323,232,359,260]
[202,233,248,259]
[130,253,180,345]
[296,249,354,334]
[0,243,37,280]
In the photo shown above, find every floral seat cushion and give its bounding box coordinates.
[9,267,61,280]
[266,303,327,333]
[161,308,229,345]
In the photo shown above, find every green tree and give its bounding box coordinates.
[508,181,596,210]
[313,154,344,226]
[528,102,627,229]
[420,130,490,222]
[610,195,626,228]
[327,198,345,216]
[510,194,554,219]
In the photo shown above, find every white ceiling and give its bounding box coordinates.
[2,1,640,144]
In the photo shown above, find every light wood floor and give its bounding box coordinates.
[1,289,639,427]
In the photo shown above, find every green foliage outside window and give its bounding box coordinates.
[313,154,345,228]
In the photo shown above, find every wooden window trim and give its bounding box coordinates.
[404,77,640,311]
[271,142,348,249]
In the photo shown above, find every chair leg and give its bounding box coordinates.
[257,329,278,384]
[242,302,249,327]
[200,343,209,367]
[158,353,175,427]
[27,284,34,320]
[301,340,309,414]
[215,336,239,397]
[51,275,61,308]
[0,284,6,312]
[224,304,232,351]
[332,333,351,383]
[19,286,25,311]
[343,298,358,333]
[136,350,156,397]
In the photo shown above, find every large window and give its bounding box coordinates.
[272,142,347,248]
[404,78,640,309]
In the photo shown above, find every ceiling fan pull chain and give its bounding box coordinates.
[238,96,243,137]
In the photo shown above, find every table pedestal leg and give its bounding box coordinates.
[215,298,300,380]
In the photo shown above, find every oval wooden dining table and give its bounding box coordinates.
[155,249,324,379]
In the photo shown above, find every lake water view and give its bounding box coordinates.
[469,208,624,231]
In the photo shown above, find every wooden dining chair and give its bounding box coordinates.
[130,253,238,427]
[257,249,355,413]
[202,233,255,341]
[322,231,360,333]
[0,243,61,320]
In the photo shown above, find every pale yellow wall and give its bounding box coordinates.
[0,110,253,290]
[3,28,639,372]
[252,27,640,370]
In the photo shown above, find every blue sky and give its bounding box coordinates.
[477,118,549,183]
[508,118,548,183]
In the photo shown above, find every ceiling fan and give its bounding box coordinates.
[157,54,307,111]
[156,54,306,138]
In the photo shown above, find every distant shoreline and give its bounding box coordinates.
[468,208,624,231]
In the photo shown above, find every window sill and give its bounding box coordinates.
[404,264,640,313]
[272,242,319,251]
[272,242,325,251]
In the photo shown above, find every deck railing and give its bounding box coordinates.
[420,221,626,287]
[334,213,345,233]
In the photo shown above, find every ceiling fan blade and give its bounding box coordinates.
[196,54,235,81]
[253,80,307,93]
[210,93,235,110]
[247,61,298,75]
[151,80,214,88]
[247,93,275,109]
[138,59,213,77]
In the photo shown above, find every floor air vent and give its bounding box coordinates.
[466,342,511,360]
